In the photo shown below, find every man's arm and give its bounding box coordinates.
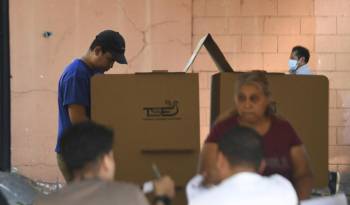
[198,143,219,186]
[68,104,89,124]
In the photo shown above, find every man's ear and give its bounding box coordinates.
[258,159,266,174]
[93,46,103,56]
[101,151,114,171]
[217,151,227,170]
[110,151,116,169]
[299,56,306,65]
[100,154,108,171]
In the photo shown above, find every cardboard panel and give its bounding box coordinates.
[184,33,234,72]
[91,73,200,205]
[211,72,329,188]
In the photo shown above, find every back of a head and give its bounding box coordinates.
[60,121,114,176]
[218,126,263,170]
[292,45,310,63]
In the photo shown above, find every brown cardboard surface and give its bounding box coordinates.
[211,72,329,188]
[91,73,200,205]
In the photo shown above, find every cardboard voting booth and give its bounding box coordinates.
[187,34,329,188]
[90,33,329,205]
[91,73,199,205]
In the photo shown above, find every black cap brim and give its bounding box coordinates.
[111,51,127,64]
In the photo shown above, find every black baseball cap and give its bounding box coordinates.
[95,30,127,64]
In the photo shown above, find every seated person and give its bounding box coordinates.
[34,121,174,205]
[187,126,298,205]
[288,46,312,75]
[199,71,313,200]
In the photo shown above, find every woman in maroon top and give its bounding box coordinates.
[199,71,313,200]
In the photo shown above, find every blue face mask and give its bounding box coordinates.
[288,59,298,71]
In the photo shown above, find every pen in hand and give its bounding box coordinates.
[152,163,161,179]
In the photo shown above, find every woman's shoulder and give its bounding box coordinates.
[271,115,294,130]
[207,110,238,142]
[213,110,238,128]
[270,115,302,145]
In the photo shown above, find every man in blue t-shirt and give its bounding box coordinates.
[56,30,127,182]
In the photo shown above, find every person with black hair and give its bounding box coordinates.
[56,30,127,182]
[288,45,312,75]
[36,121,175,205]
[187,126,298,205]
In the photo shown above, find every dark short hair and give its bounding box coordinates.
[218,126,263,170]
[60,121,114,175]
[292,46,310,63]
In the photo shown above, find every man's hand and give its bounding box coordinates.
[153,176,175,199]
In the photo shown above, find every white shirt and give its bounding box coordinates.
[290,64,312,75]
[187,172,298,205]
[186,175,212,200]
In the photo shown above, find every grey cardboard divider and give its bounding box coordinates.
[183,33,234,73]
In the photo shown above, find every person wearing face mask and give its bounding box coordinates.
[288,46,312,75]
[56,30,128,182]
[196,71,314,201]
